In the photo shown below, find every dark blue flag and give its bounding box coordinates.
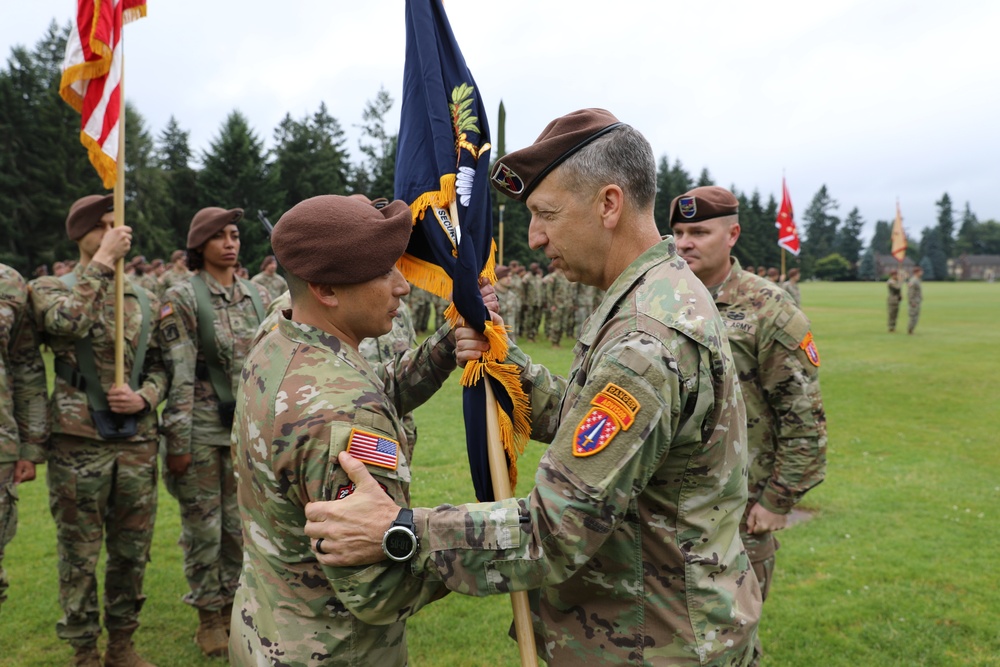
[395,0,528,502]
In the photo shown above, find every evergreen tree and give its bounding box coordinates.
[156,116,200,250]
[652,156,693,235]
[124,103,173,260]
[696,168,713,187]
[801,185,840,277]
[0,22,103,272]
[199,110,281,272]
[870,220,892,256]
[955,203,979,255]
[858,246,876,280]
[272,102,349,212]
[919,226,948,280]
[350,87,396,199]
[935,192,955,259]
[834,207,865,278]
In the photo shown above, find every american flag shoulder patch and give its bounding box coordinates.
[160,302,174,319]
[346,429,399,470]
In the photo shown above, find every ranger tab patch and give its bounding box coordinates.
[800,331,820,367]
[573,383,642,457]
[347,429,399,470]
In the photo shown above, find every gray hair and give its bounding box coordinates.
[558,124,657,211]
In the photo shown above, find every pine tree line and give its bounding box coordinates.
[3,23,998,279]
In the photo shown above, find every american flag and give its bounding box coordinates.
[347,429,399,470]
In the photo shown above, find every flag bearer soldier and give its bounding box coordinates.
[31,194,166,667]
[231,195,499,665]
[0,263,49,615]
[670,186,827,662]
[306,109,761,666]
[158,207,270,658]
[886,269,903,332]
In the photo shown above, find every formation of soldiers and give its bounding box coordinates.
[2,140,827,667]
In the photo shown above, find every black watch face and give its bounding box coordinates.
[385,528,415,561]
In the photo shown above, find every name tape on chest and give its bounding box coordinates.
[800,331,820,367]
[573,383,641,457]
[346,428,399,470]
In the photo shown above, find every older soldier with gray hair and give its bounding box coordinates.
[305,109,761,666]
[230,195,500,666]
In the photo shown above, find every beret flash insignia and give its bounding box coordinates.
[679,196,697,219]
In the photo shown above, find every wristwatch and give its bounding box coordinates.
[382,508,419,562]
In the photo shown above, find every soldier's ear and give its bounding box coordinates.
[308,282,339,308]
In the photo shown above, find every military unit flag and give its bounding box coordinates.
[775,177,801,256]
[891,200,908,262]
[60,0,147,189]
[395,0,528,503]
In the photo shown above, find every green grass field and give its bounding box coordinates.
[2,281,999,666]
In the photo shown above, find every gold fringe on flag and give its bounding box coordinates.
[460,321,532,491]
[396,253,452,302]
[408,174,457,223]
[80,132,117,189]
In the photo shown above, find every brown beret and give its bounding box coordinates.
[490,108,622,201]
[66,194,113,241]
[495,265,510,279]
[187,207,244,249]
[271,195,412,284]
[669,186,739,225]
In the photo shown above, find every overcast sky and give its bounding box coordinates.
[4,0,998,242]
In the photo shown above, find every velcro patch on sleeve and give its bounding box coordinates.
[799,331,820,367]
[346,429,399,470]
[160,302,174,319]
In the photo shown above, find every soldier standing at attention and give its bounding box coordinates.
[31,195,166,667]
[230,195,492,665]
[157,207,270,658]
[250,254,288,301]
[520,262,544,342]
[305,109,761,666]
[781,267,802,307]
[907,266,923,334]
[158,249,191,296]
[544,265,572,348]
[670,186,827,662]
[886,269,903,332]
[493,265,521,343]
[0,263,49,615]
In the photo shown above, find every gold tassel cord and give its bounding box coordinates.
[396,253,453,302]
[408,174,457,223]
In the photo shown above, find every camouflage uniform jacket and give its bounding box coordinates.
[395,239,760,666]
[0,264,48,463]
[907,275,922,304]
[713,258,826,516]
[30,262,166,442]
[780,280,801,307]
[523,271,543,307]
[231,314,457,667]
[886,275,903,302]
[494,282,521,330]
[250,271,288,301]
[158,266,191,295]
[159,271,270,455]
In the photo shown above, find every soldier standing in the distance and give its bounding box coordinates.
[907,266,923,334]
[886,268,904,332]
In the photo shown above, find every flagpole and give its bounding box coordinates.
[113,55,126,387]
[450,198,537,667]
[780,249,785,281]
[484,379,539,667]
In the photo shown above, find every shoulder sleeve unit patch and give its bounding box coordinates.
[347,428,399,470]
[573,383,641,457]
[799,331,820,367]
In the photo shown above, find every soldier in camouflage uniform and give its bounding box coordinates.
[32,195,166,667]
[306,110,761,666]
[494,265,521,343]
[543,265,573,347]
[231,195,483,666]
[780,267,802,307]
[671,187,826,662]
[158,249,191,296]
[0,263,49,615]
[158,207,270,658]
[406,284,431,334]
[886,269,903,332]
[520,262,544,341]
[250,254,288,301]
[907,266,923,334]
[574,282,597,336]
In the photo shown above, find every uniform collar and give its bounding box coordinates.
[711,257,745,307]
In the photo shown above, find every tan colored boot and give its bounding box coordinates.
[70,644,102,667]
[195,609,229,658]
[103,631,157,667]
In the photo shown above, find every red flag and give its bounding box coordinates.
[891,200,907,262]
[775,177,801,256]
[60,0,147,188]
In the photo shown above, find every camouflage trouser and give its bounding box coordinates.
[0,463,19,613]
[412,298,430,333]
[520,304,540,341]
[908,301,921,333]
[47,435,157,646]
[887,297,901,331]
[742,528,778,667]
[165,442,241,611]
[545,306,563,345]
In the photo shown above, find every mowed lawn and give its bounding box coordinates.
[1,281,998,666]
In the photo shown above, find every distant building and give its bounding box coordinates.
[955,254,1000,281]
[874,254,916,279]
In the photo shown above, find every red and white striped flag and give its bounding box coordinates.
[60,0,147,188]
[775,177,801,256]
